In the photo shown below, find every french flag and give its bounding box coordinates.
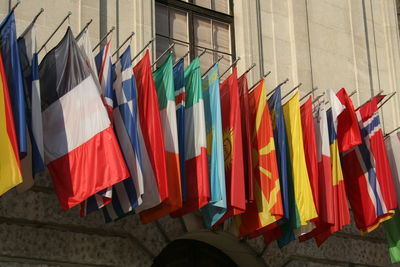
[39,28,129,210]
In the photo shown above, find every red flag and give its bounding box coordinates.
[336,88,362,152]
[238,73,254,203]
[133,51,169,219]
[213,68,246,226]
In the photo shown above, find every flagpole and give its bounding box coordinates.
[248,70,271,92]
[131,37,155,63]
[244,63,256,75]
[299,86,317,102]
[349,90,357,97]
[75,18,93,40]
[198,48,207,58]
[266,77,290,97]
[173,50,190,68]
[112,31,135,57]
[152,42,176,68]
[220,57,241,78]
[19,8,44,38]
[385,125,400,138]
[281,81,300,100]
[38,11,72,54]
[92,26,115,52]
[378,91,397,109]
[10,0,20,13]
[201,55,224,78]
[357,89,384,109]
[312,92,325,104]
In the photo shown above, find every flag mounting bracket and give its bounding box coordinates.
[152,42,176,68]
[76,19,93,40]
[112,31,135,57]
[92,26,115,52]
[220,57,241,79]
[131,37,156,63]
[249,70,271,92]
[201,55,224,78]
[38,11,72,54]
[19,8,44,38]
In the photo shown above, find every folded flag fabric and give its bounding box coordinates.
[84,46,145,220]
[238,73,254,203]
[134,50,168,216]
[76,28,99,85]
[342,96,396,232]
[237,78,283,237]
[201,63,227,228]
[313,90,350,245]
[265,86,295,246]
[336,88,362,152]
[173,59,186,202]
[95,40,114,116]
[213,67,245,226]
[0,11,27,158]
[17,22,45,193]
[171,57,209,217]
[298,96,321,240]
[0,50,22,195]
[139,53,182,223]
[39,28,129,210]
[282,91,317,230]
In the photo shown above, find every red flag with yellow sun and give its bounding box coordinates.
[236,79,284,237]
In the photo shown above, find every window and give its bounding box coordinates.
[155,0,235,79]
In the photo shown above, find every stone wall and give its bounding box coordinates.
[0,0,399,266]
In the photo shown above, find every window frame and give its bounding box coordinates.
[155,0,236,64]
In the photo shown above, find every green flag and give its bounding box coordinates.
[383,209,400,263]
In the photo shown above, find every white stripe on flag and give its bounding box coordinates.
[185,99,207,160]
[160,101,179,153]
[42,76,110,162]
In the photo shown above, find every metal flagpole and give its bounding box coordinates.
[281,81,301,100]
[198,48,207,59]
[349,90,357,97]
[152,42,176,68]
[248,71,271,92]
[220,57,241,78]
[38,11,72,54]
[75,19,93,40]
[19,8,44,38]
[244,63,256,75]
[92,26,115,52]
[300,86,317,102]
[385,125,400,138]
[378,91,397,109]
[357,89,384,109]
[10,0,20,13]
[112,31,135,57]
[131,37,155,63]
[312,91,325,104]
[201,55,224,78]
[173,50,190,68]
[266,77,290,97]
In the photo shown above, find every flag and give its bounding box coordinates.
[341,96,396,233]
[383,209,400,263]
[134,50,169,216]
[297,96,322,240]
[265,86,296,245]
[237,78,283,237]
[201,64,227,228]
[171,57,209,217]
[0,50,22,195]
[16,23,44,193]
[139,53,182,223]
[383,132,400,263]
[336,88,362,152]
[0,12,27,158]
[212,67,245,226]
[76,28,99,84]
[83,46,145,220]
[173,59,186,202]
[313,90,350,245]
[300,95,334,244]
[282,91,317,227]
[238,73,254,203]
[39,28,129,210]
[94,40,114,116]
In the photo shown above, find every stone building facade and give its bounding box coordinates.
[1,0,400,266]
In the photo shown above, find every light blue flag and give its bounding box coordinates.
[201,64,227,228]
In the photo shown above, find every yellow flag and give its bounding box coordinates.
[282,91,317,225]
